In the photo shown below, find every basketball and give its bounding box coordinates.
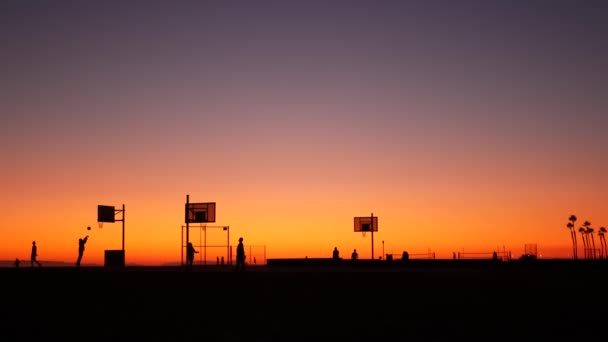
[87,226,91,230]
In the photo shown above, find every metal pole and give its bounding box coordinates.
[226,226,229,266]
[382,240,384,260]
[186,194,189,266]
[181,225,183,266]
[371,212,374,260]
[122,204,125,252]
[204,225,207,265]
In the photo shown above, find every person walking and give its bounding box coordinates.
[31,241,41,267]
[76,235,89,267]
[235,237,246,271]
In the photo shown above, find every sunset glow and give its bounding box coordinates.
[1,1,606,265]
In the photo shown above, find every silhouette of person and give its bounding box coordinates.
[402,251,409,261]
[453,252,456,260]
[235,237,245,271]
[351,249,358,260]
[14,258,20,268]
[76,235,89,267]
[186,242,198,269]
[492,251,498,261]
[332,247,340,260]
[31,241,41,267]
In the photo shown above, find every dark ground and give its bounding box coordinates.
[2,259,606,341]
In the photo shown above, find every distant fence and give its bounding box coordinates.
[385,251,436,260]
[181,224,267,265]
[189,245,267,266]
[458,251,512,261]
[237,245,267,266]
[409,252,436,260]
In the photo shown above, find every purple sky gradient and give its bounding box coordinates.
[3,1,606,150]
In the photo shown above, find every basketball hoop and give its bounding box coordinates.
[98,222,104,229]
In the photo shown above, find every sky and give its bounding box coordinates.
[1,0,607,265]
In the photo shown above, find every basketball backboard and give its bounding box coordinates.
[185,202,216,223]
[98,205,116,223]
[354,216,378,232]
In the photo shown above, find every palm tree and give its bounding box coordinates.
[587,227,596,259]
[599,227,607,259]
[567,222,576,259]
[583,221,593,259]
[579,227,588,259]
[598,230,604,259]
[569,215,578,259]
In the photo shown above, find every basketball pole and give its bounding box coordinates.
[204,224,207,265]
[371,212,374,260]
[122,203,125,252]
[225,226,229,265]
[185,194,190,267]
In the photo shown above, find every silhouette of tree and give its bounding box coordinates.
[569,215,578,259]
[583,221,593,259]
[579,227,588,259]
[598,227,607,259]
[587,227,596,259]
[567,222,576,260]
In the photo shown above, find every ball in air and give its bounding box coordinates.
[87,226,91,231]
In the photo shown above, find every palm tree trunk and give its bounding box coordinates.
[580,233,588,259]
[570,230,576,260]
[573,231,578,260]
[591,235,596,259]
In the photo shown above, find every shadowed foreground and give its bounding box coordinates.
[2,260,606,341]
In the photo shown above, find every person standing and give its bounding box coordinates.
[31,241,41,267]
[186,242,198,270]
[332,247,340,260]
[76,235,89,267]
[235,237,245,271]
[351,249,358,260]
